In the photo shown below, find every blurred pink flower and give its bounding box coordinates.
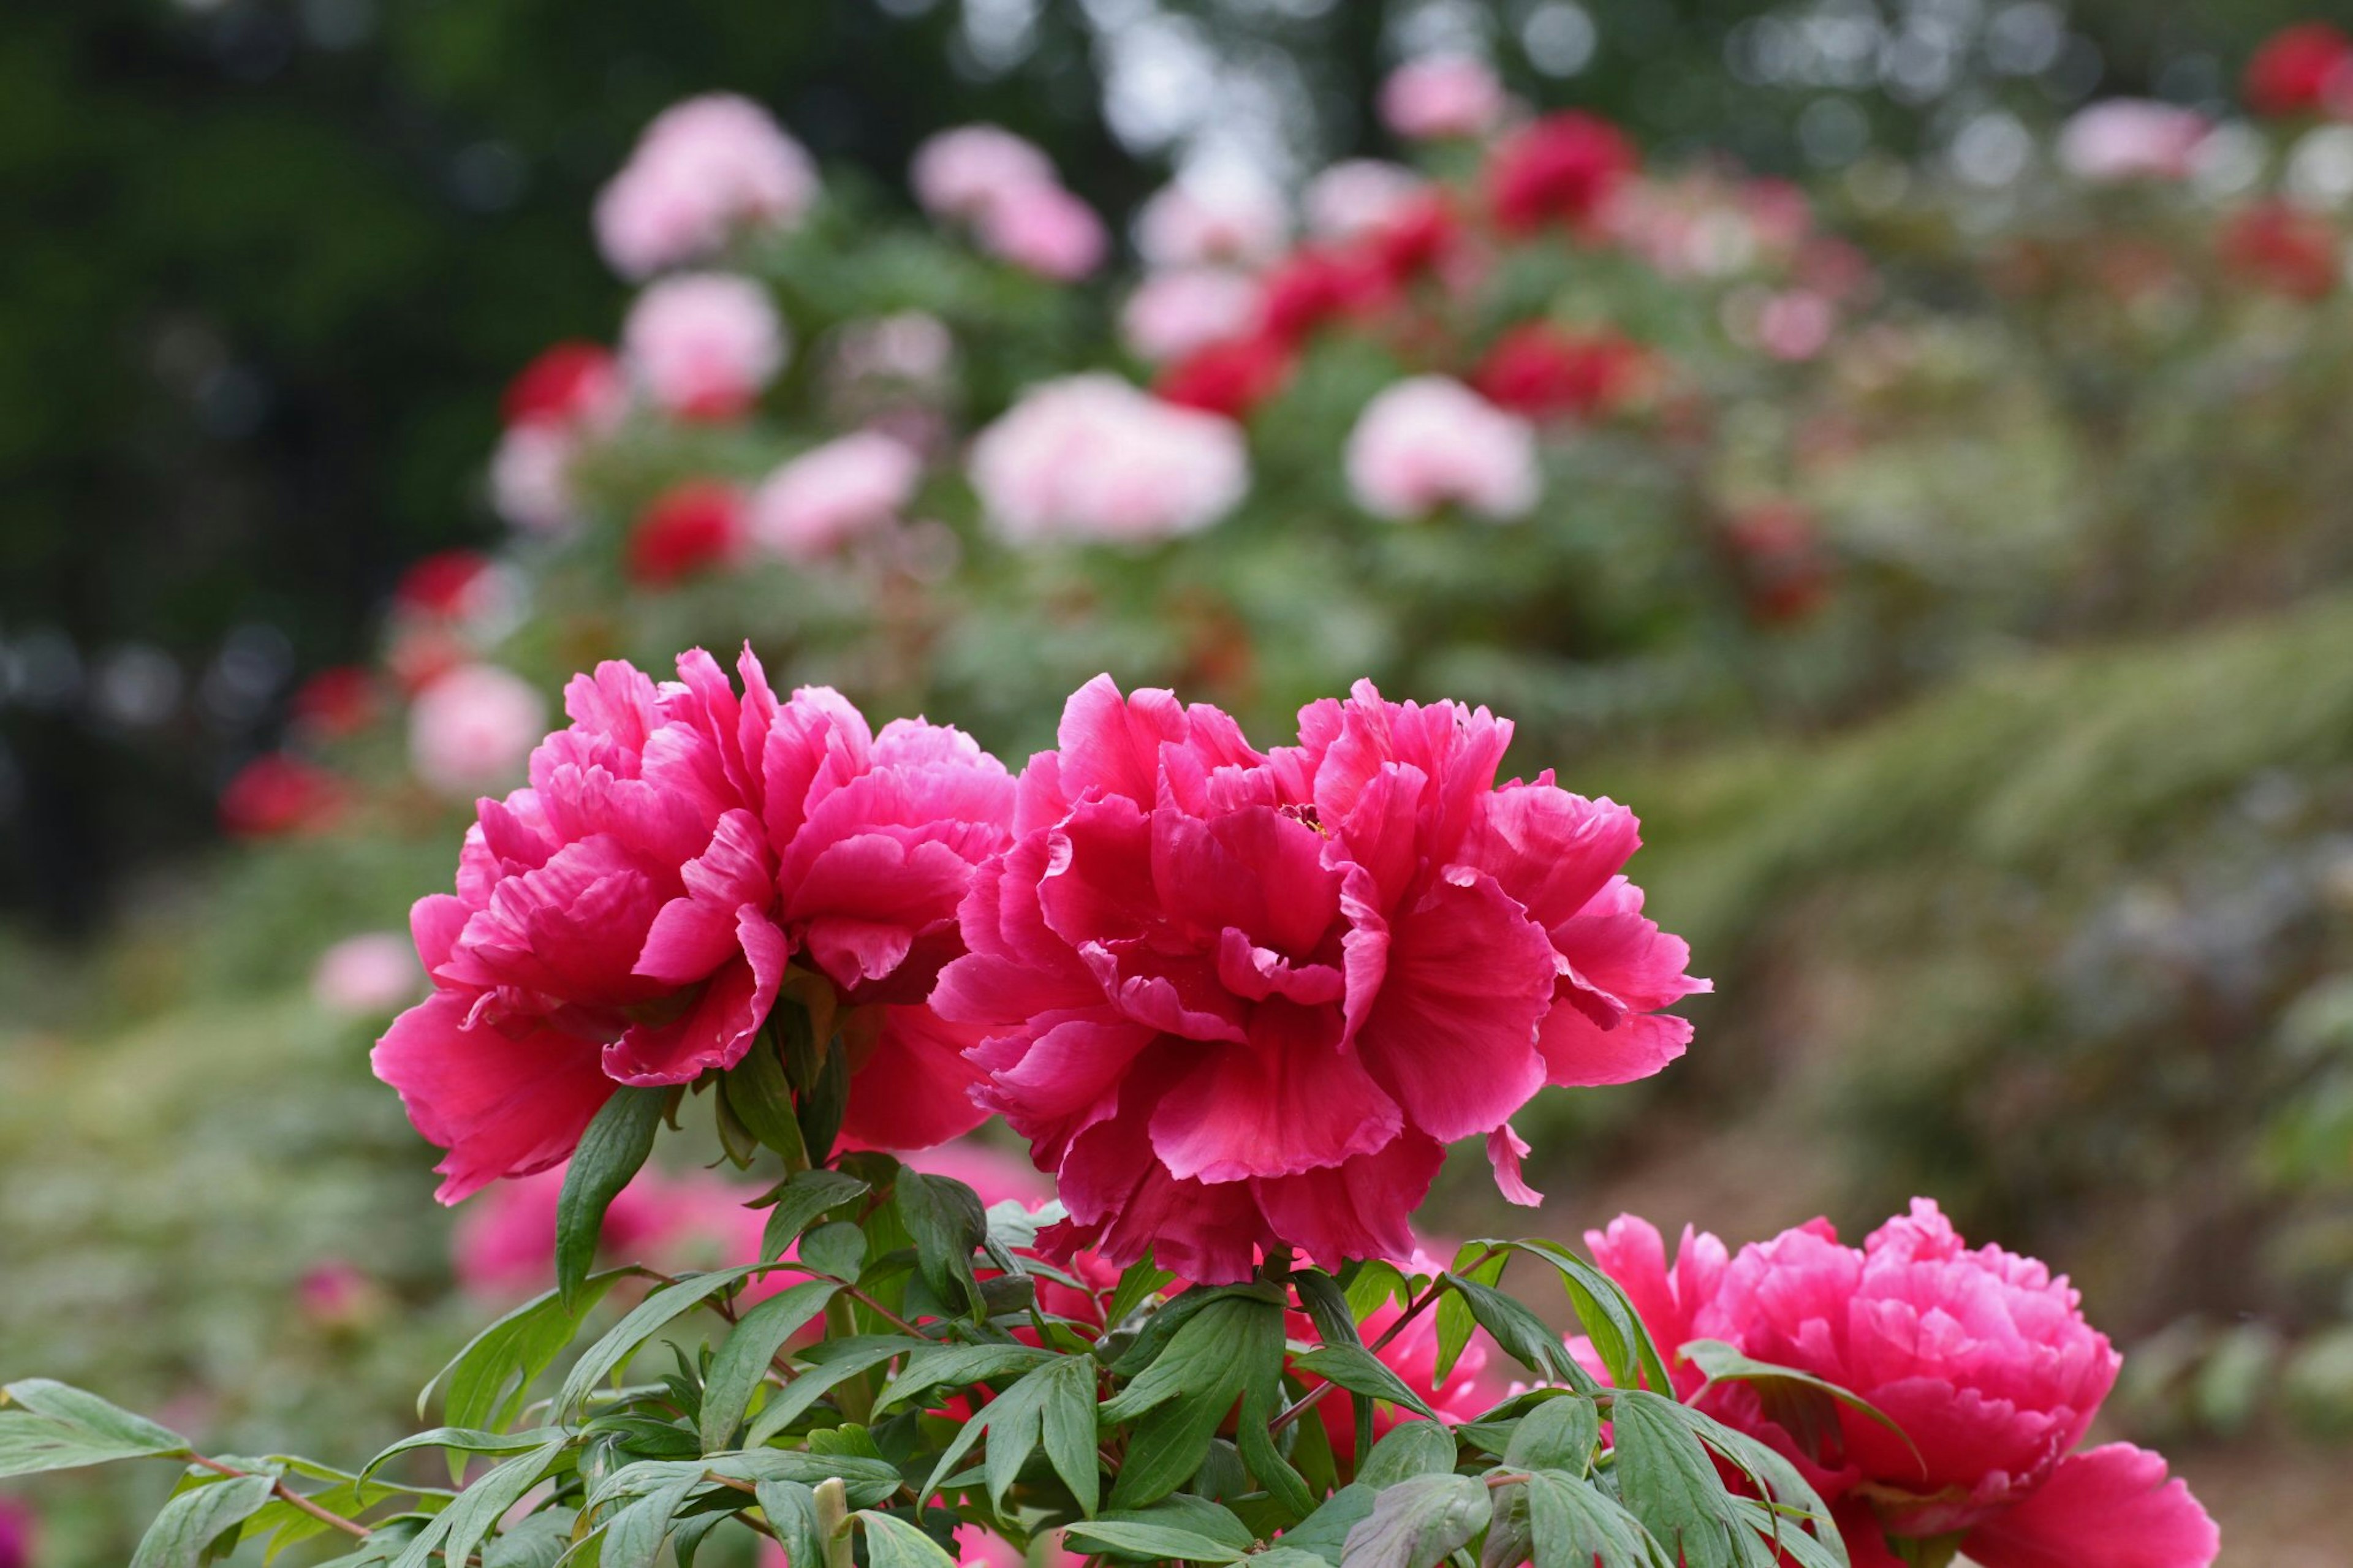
[313,932,423,1017]
[1120,268,1264,363]
[1756,289,1836,362]
[911,126,1059,221]
[2056,100,2211,183]
[969,375,1248,544]
[489,425,579,535]
[1344,376,1540,521]
[1381,55,1507,140]
[1134,165,1291,269]
[0,1494,37,1568]
[1304,159,1431,241]
[501,342,626,431]
[936,676,1699,1280]
[621,273,787,421]
[297,1260,381,1330]
[408,664,547,801]
[595,93,817,279]
[453,1164,776,1300]
[976,181,1109,281]
[904,1140,1055,1208]
[751,431,924,561]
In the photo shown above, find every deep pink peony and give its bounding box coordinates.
[374,648,1015,1201]
[453,1163,781,1300]
[1587,1204,2219,1568]
[0,1494,36,1568]
[934,676,1703,1281]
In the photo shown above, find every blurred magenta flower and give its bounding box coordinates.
[1121,268,1263,364]
[1488,110,1635,233]
[595,93,817,279]
[0,1493,37,1568]
[975,181,1108,281]
[219,753,346,839]
[2243,21,2353,119]
[909,126,1059,222]
[627,480,746,588]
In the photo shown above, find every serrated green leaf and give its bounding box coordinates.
[1355,1418,1457,1489]
[557,1265,765,1418]
[699,1280,841,1452]
[857,1509,960,1568]
[1340,1472,1491,1568]
[130,1473,276,1568]
[557,1088,667,1309]
[1064,1520,1247,1561]
[757,1170,871,1264]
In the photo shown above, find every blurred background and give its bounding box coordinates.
[6,0,2353,1561]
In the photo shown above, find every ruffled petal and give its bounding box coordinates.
[1961,1445,2219,1568]
[838,1005,993,1151]
[635,810,777,985]
[1249,1133,1446,1273]
[1486,1123,1543,1205]
[604,912,787,1083]
[1536,1006,1692,1088]
[1146,999,1403,1181]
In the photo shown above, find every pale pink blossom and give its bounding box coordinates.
[1305,159,1431,240]
[313,932,424,1017]
[1756,289,1836,362]
[976,181,1109,280]
[1134,165,1291,269]
[1120,268,1264,363]
[2057,99,2212,183]
[910,126,1059,221]
[595,93,818,279]
[1380,55,1507,141]
[831,311,957,392]
[407,664,548,801]
[1344,376,1540,521]
[621,273,787,421]
[488,424,579,535]
[969,375,1249,545]
[751,431,924,561]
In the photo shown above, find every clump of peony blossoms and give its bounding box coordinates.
[1585,1201,2221,1568]
[968,375,1249,544]
[594,93,818,280]
[933,675,1705,1281]
[374,647,1014,1199]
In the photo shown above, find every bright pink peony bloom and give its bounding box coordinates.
[1134,166,1291,269]
[1345,377,1541,521]
[911,126,1060,222]
[1305,160,1431,241]
[1588,1205,2219,1568]
[976,181,1109,281]
[935,676,1703,1281]
[290,665,380,740]
[1489,111,1635,233]
[621,273,787,421]
[2056,100,2211,183]
[595,94,818,280]
[628,480,746,588]
[1154,334,1294,421]
[313,932,423,1017]
[373,648,1014,1200]
[1121,268,1265,364]
[407,664,547,801]
[1381,55,1507,141]
[394,550,499,621]
[751,431,924,561]
[1473,323,1649,422]
[968,376,1249,544]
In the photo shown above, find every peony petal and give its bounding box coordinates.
[1147,999,1403,1181]
[1486,1123,1543,1205]
[1961,1444,2219,1568]
[973,1012,1159,1168]
[838,1005,993,1150]
[636,809,777,985]
[1052,674,1188,808]
[1460,785,1642,930]
[1250,1133,1446,1273]
[1536,1006,1692,1088]
[604,912,787,1083]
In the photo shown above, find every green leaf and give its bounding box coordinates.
[558,1265,765,1418]
[757,1170,871,1264]
[1340,1472,1491,1568]
[699,1280,841,1452]
[130,1473,276,1568]
[1481,1476,1533,1568]
[389,1442,565,1568]
[0,1380,187,1478]
[756,1480,822,1568]
[1441,1273,1596,1392]
[1525,1469,1667,1568]
[921,1355,1099,1517]
[798,1221,868,1282]
[1095,1493,1256,1549]
[1248,1552,1335,1568]
[1276,1484,1374,1565]
[1289,1346,1440,1422]
[857,1509,961,1568]
[1606,1391,1749,1568]
[597,1472,702,1568]
[1102,1292,1288,1510]
[896,1171,990,1320]
[1730,1499,1851,1568]
[1104,1253,1175,1329]
[360,1426,563,1489]
[1355,1418,1456,1489]
[743,1336,921,1447]
[1432,1246,1506,1385]
[1501,1240,1669,1395]
[1502,1396,1600,1475]
[874,1344,1056,1414]
[1064,1520,1247,1562]
[1344,1260,1412,1324]
[1681,1339,1917,1469]
[1290,1269,1360,1348]
[556,1088,668,1310]
[419,1274,621,1431]
[797,1035,851,1166]
[724,1026,808,1165]
[482,1509,578,1568]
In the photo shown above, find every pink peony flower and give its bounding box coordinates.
[1588,1204,2219,1568]
[489,424,580,535]
[2056,100,2211,183]
[408,664,548,801]
[297,1260,382,1329]
[501,342,626,431]
[1305,160,1431,241]
[969,375,1249,545]
[621,273,787,421]
[1344,377,1541,521]
[1488,111,1635,233]
[934,676,1703,1281]
[394,550,501,621]
[904,1140,1055,1208]
[2245,22,2353,119]
[1,1494,37,1568]
[1134,165,1291,269]
[1121,268,1264,364]
[911,126,1060,222]
[751,431,924,561]
[976,181,1110,281]
[595,93,818,279]
[1381,55,1507,141]
[290,665,380,741]
[313,932,425,1017]
[373,648,1014,1201]
[1755,289,1837,362]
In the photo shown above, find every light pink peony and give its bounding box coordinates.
[1381,55,1507,141]
[1344,377,1541,521]
[1134,165,1291,269]
[373,648,1015,1201]
[934,676,1703,1281]
[407,664,548,801]
[1305,160,1431,241]
[489,425,579,535]
[910,126,1060,222]
[595,93,818,279]
[750,431,924,561]
[313,932,424,1017]
[969,375,1249,545]
[1588,1204,2219,1568]
[1121,268,1264,363]
[621,273,787,421]
[2056,100,2211,183]
[976,180,1109,281]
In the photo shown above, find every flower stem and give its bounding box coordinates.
[814,1476,856,1568]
